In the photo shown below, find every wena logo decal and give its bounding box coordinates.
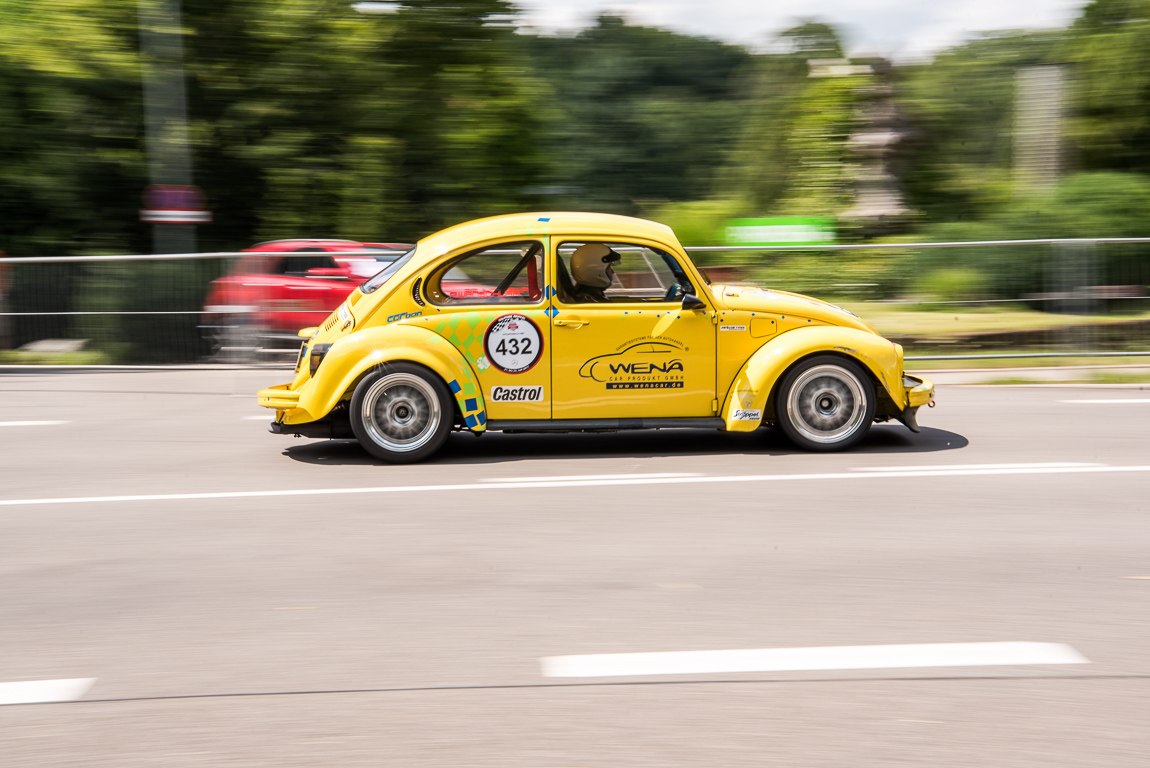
[490,385,544,403]
[733,408,762,421]
[578,342,685,390]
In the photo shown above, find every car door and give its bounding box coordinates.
[421,239,552,421]
[549,239,716,419]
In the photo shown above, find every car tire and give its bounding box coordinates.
[775,355,875,452]
[350,363,453,463]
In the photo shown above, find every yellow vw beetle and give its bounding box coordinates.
[258,213,934,462]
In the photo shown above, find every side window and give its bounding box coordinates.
[425,241,545,306]
[556,241,696,304]
[283,252,339,275]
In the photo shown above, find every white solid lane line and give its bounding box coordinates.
[484,473,701,482]
[851,462,1101,472]
[0,678,96,705]
[1061,399,1150,403]
[2,464,1150,508]
[541,642,1089,678]
[0,420,70,427]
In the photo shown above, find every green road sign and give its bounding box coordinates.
[723,217,836,247]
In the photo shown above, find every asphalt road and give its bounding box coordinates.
[1,369,1148,766]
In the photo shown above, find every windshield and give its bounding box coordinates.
[360,247,417,293]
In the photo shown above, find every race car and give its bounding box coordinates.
[258,212,934,462]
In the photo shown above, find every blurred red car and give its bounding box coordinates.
[201,239,411,354]
[201,238,499,358]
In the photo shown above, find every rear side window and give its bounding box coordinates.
[425,241,545,306]
[280,253,339,275]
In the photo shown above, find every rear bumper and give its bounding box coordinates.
[258,383,299,409]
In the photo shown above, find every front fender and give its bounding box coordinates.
[287,324,486,431]
[721,326,903,432]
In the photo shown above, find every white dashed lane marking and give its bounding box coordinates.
[541,642,1089,678]
[851,462,1100,472]
[484,473,701,482]
[0,678,96,705]
[1,464,1149,508]
[0,421,70,427]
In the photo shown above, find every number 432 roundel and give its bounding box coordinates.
[484,314,543,374]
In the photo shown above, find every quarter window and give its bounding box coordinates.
[360,247,417,294]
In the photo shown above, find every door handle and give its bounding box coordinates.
[553,317,590,328]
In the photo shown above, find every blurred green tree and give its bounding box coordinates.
[0,0,145,256]
[526,15,752,214]
[1064,0,1150,173]
[896,31,1062,225]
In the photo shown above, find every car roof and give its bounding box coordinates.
[415,212,678,258]
[246,239,368,252]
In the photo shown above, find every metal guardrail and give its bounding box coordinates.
[1,240,1148,364]
[0,249,408,263]
[4,237,1148,262]
[683,237,1150,251]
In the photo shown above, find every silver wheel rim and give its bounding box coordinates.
[786,364,867,445]
[361,373,441,453]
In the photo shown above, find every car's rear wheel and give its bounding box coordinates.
[350,363,452,463]
[775,355,875,451]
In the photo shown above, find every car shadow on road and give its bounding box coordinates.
[282,425,969,467]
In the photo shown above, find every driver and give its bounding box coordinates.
[569,243,620,303]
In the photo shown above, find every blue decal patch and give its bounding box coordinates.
[544,307,558,318]
[465,414,478,428]
[464,397,477,412]
[477,412,486,425]
[449,379,462,394]
[538,217,550,222]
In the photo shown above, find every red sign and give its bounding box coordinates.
[140,185,212,223]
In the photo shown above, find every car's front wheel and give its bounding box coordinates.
[350,363,453,463]
[775,355,875,451]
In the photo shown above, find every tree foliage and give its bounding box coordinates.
[2,0,1150,267]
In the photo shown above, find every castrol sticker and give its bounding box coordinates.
[483,314,543,374]
[489,385,545,402]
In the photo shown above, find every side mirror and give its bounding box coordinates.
[682,293,706,311]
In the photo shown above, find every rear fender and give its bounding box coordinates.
[721,326,903,432]
[289,324,486,431]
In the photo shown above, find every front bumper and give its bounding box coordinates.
[903,374,935,408]
[897,374,935,433]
